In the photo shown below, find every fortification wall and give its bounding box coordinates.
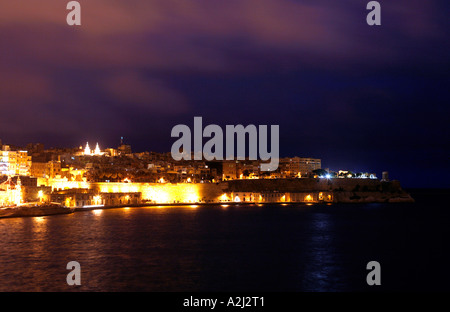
[224,178,391,192]
[91,182,227,203]
[87,178,412,204]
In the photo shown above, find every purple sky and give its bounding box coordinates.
[0,1,449,187]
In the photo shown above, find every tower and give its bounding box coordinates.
[94,143,101,156]
[84,142,91,155]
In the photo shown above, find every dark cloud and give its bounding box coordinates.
[101,72,189,113]
[0,0,448,187]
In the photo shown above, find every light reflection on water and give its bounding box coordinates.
[302,212,342,291]
[92,209,103,216]
[0,200,445,291]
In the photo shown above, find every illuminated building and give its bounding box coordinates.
[30,162,47,178]
[260,192,286,203]
[31,160,62,178]
[231,192,260,202]
[280,157,321,178]
[83,142,103,156]
[0,150,31,176]
[222,161,237,180]
[287,192,333,203]
[46,177,89,191]
[280,157,301,177]
[104,148,118,157]
[0,176,23,206]
[47,161,62,178]
[39,177,341,205]
[50,189,141,208]
[94,143,101,156]
[84,142,91,155]
[219,193,229,202]
[299,158,321,175]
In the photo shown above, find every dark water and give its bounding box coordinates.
[0,189,449,292]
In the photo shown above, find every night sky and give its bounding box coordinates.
[0,1,449,188]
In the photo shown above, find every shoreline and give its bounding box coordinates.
[75,192,416,212]
[1,190,416,219]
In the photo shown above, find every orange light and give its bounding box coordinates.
[93,209,103,216]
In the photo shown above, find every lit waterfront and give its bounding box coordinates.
[0,190,448,292]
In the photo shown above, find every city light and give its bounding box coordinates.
[38,190,44,202]
[82,205,104,208]
[186,193,199,203]
[93,195,102,205]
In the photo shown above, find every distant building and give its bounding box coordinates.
[104,148,118,157]
[299,157,321,175]
[222,161,237,180]
[231,191,260,202]
[236,161,260,179]
[0,150,32,176]
[26,143,44,154]
[0,176,23,206]
[30,162,47,178]
[118,144,132,155]
[83,142,103,156]
[84,142,91,155]
[279,157,321,177]
[280,157,301,177]
[30,160,62,178]
[47,160,62,178]
[50,189,141,208]
[118,137,132,155]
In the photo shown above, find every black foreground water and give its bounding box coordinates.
[0,189,448,292]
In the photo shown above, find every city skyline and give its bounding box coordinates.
[0,137,373,178]
[0,134,436,188]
